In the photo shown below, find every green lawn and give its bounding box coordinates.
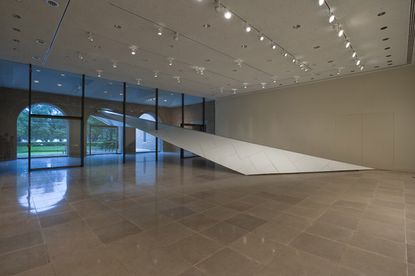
[17,145,67,157]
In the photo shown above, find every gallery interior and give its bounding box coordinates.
[0,0,414,275]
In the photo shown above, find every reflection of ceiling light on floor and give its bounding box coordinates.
[57,83,62,87]
[34,80,39,83]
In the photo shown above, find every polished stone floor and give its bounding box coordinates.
[0,153,414,275]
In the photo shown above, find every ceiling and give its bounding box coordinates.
[0,0,413,98]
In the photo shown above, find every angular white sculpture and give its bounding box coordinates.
[95,110,370,175]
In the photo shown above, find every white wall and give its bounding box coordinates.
[216,65,415,172]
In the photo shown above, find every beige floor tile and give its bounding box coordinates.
[223,200,254,212]
[340,246,407,276]
[316,209,360,230]
[179,267,206,276]
[93,220,142,243]
[348,231,406,261]
[225,214,266,231]
[161,206,195,220]
[230,232,287,265]
[179,214,219,232]
[290,232,346,262]
[253,221,302,245]
[0,245,49,276]
[271,213,312,230]
[170,234,222,264]
[202,222,248,244]
[14,264,55,276]
[306,222,353,242]
[39,211,80,228]
[0,230,43,256]
[84,211,126,230]
[201,206,238,221]
[357,218,405,242]
[408,243,415,264]
[196,248,260,276]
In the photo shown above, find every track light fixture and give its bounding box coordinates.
[259,35,265,41]
[154,71,159,78]
[112,61,117,68]
[168,57,174,66]
[329,13,335,23]
[261,82,266,89]
[87,32,94,42]
[338,28,344,37]
[356,60,361,66]
[272,44,277,50]
[243,82,248,89]
[173,76,181,83]
[129,45,137,55]
[345,41,351,48]
[318,0,325,6]
[96,70,102,78]
[352,51,357,58]
[157,27,163,36]
[245,24,252,32]
[224,10,232,19]
[136,78,142,85]
[232,88,237,94]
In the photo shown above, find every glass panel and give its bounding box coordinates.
[158,90,182,156]
[0,59,29,162]
[30,117,81,169]
[31,66,82,117]
[205,98,215,134]
[126,85,159,154]
[183,95,204,158]
[85,77,123,158]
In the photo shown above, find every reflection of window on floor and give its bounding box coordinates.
[136,113,162,153]
[87,116,120,155]
[16,103,68,159]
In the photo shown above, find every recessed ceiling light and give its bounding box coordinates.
[271,44,277,50]
[313,45,320,49]
[292,24,301,29]
[259,35,265,41]
[328,60,334,63]
[384,47,391,50]
[382,37,389,41]
[57,83,62,87]
[245,25,252,32]
[377,11,386,16]
[45,0,59,7]
[224,10,232,20]
[103,90,108,93]
[380,26,388,30]
[386,54,392,57]
[34,80,39,84]
[12,14,21,19]
[60,73,65,77]
[12,39,20,43]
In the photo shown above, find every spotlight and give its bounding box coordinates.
[224,10,232,19]
[168,57,174,66]
[157,27,163,36]
[136,78,142,85]
[292,58,296,63]
[272,44,277,50]
[338,28,344,37]
[173,76,181,83]
[112,61,117,68]
[284,53,288,57]
[259,35,264,41]
[97,70,102,78]
[318,0,325,6]
[329,14,335,23]
[261,82,266,89]
[352,51,357,58]
[87,32,94,42]
[130,45,137,55]
[245,25,251,32]
[345,41,351,48]
[356,60,361,66]
[360,66,364,71]
[154,71,159,78]
[243,82,248,89]
[232,88,237,94]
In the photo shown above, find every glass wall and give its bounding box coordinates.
[30,66,83,169]
[126,85,158,155]
[0,58,216,170]
[158,90,182,155]
[85,77,124,159]
[0,60,29,162]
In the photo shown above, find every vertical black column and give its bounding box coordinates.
[80,74,85,167]
[155,88,159,161]
[202,97,206,132]
[122,82,126,164]
[28,64,32,171]
[180,93,184,159]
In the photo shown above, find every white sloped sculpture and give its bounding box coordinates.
[95,110,370,175]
